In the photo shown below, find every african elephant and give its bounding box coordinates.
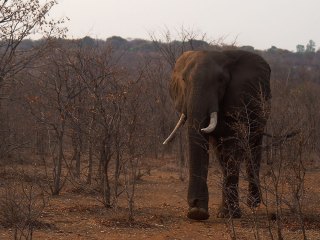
[164,50,271,220]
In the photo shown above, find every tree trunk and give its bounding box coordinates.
[75,145,81,178]
[100,139,112,207]
[114,146,120,200]
[86,140,93,184]
[53,135,63,195]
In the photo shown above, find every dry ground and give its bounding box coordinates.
[0,156,320,240]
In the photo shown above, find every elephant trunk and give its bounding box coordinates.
[187,118,209,210]
[187,87,219,133]
[186,90,219,211]
[163,86,219,145]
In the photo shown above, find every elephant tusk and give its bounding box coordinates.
[163,113,186,145]
[201,112,218,134]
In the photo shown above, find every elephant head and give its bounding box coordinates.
[164,50,271,220]
[164,50,236,144]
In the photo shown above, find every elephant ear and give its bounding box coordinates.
[169,51,195,114]
[223,50,271,110]
[169,70,186,114]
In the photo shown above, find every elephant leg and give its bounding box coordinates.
[217,143,241,218]
[187,127,210,220]
[246,134,263,208]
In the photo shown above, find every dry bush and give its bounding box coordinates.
[258,82,317,239]
[218,79,320,240]
[260,80,320,239]
[0,171,48,240]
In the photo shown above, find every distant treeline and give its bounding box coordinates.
[18,36,320,84]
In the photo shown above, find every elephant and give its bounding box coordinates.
[163,50,271,220]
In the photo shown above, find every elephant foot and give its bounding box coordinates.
[187,207,209,220]
[217,204,241,218]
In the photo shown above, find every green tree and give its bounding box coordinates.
[296,44,305,53]
[306,40,316,52]
[267,46,280,53]
[81,36,96,47]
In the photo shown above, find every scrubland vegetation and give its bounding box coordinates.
[1,1,320,239]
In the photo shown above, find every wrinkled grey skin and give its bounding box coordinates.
[169,50,271,220]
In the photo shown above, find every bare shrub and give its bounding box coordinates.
[0,0,67,171]
[0,170,48,240]
[219,78,320,240]
[260,80,319,240]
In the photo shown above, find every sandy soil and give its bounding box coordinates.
[1,158,320,240]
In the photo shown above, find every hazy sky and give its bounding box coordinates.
[51,0,320,51]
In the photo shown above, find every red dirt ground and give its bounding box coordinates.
[1,157,320,240]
